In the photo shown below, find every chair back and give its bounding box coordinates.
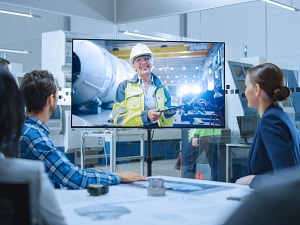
[0,178,31,225]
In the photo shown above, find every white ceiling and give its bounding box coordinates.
[0,0,259,24]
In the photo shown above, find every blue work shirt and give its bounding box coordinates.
[18,116,121,189]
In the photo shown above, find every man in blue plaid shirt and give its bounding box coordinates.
[18,70,146,189]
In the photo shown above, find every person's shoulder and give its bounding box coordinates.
[118,79,131,88]
[261,105,281,120]
[23,116,39,129]
[264,104,283,114]
[22,116,48,136]
[11,157,44,167]
[260,107,293,133]
[262,105,289,123]
[3,158,44,173]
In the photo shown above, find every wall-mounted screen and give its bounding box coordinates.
[71,39,225,128]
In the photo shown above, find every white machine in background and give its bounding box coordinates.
[42,30,73,88]
[42,30,108,153]
[225,60,253,135]
[72,40,133,110]
[225,57,300,135]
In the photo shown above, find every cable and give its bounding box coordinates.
[174,140,181,153]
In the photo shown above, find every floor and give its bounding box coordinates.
[92,159,181,178]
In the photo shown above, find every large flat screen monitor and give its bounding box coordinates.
[71,39,225,128]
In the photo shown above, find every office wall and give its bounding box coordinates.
[70,1,300,78]
[70,17,115,36]
[117,15,181,37]
[70,15,181,39]
[0,9,66,72]
[187,2,266,64]
[187,1,300,73]
[0,1,300,80]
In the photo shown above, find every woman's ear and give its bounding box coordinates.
[255,84,261,97]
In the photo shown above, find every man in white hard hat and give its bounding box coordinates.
[112,43,174,127]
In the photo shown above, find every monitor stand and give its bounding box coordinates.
[146,129,153,177]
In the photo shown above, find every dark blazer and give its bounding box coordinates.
[249,104,300,188]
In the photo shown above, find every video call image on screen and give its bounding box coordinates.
[71,39,225,128]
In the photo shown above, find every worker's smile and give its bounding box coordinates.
[140,65,149,70]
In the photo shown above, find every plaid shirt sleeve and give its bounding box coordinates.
[19,117,121,189]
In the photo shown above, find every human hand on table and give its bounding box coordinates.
[116,171,147,183]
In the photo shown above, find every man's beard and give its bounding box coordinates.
[50,105,57,116]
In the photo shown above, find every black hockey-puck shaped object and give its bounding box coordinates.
[87,184,109,196]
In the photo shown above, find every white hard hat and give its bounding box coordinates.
[129,43,154,64]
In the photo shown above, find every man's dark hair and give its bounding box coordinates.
[0,57,10,68]
[0,66,25,156]
[20,70,57,113]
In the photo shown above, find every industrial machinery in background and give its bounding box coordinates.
[225,58,300,137]
[72,39,133,115]
[225,60,257,136]
[42,30,85,154]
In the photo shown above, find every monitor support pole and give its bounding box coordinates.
[146,129,153,176]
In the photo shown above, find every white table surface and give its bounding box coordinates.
[55,176,252,225]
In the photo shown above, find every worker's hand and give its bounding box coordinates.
[192,137,199,147]
[116,171,147,183]
[147,109,162,122]
[235,175,255,186]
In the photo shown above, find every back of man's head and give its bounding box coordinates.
[0,57,10,69]
[20,70,57,113]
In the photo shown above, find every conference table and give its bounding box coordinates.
[55,176,252,225]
